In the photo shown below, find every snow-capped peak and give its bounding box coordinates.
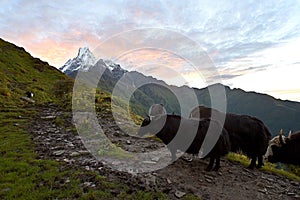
[60,48,129,79]
[78,47,91,58]
[60,47,96,73]
[103,59,127,72]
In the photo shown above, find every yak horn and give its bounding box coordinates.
[279,129,283,135]
[288,130,292,139]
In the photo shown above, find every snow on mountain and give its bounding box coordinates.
[60,47,127,78]
[59,47,96,74]
[103,59,127,78]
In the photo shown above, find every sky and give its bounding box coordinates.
[0,0,300,102]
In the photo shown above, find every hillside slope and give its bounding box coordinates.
[0,39,299,199]
[0,38,73,106]
[0,39,166,199]
[194,85,300,135]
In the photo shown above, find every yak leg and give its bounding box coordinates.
[213,156,221,171]
[257,155,264,168]
[206,157,215,171]
[248,156,257,169]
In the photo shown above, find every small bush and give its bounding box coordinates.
[0,87,11,97]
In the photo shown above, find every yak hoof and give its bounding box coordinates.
[256,164,263,169]
[213,166,220,171]
[257,161,264,169]
[248,164,255,170]
[205,166,213,171]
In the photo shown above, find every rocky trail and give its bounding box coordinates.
[29,105,300,199]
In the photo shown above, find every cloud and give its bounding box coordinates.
[1,0,300,101]
[1,0,300,68]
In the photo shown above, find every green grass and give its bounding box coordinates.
[0,39,170,199]
[0,38,73,107]
[226,152,300,181]
[0,105,169,199]
[1,38,298,199]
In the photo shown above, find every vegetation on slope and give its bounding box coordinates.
[0,38,299,199]
[227,153,300,181]
[0,109,167,199]
[0,38,167,199]
[0,38,73,107]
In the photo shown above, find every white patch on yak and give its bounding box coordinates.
[265,135,286,158]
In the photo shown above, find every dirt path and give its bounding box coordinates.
[29,105,300,199]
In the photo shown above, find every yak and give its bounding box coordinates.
[189,105,271,169]
[138,114,231,171]
[265,130,300,166]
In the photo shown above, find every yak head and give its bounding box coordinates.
[265,129,291,162]
[148,104,167,117]
[138,115,167,137]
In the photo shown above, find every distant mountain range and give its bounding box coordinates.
[60,47,300,136]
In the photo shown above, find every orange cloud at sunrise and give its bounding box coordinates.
[1,1,300,102]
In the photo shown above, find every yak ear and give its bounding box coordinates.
[288,130,292,139]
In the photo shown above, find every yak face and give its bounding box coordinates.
[149,104,166,118]
[265,130,290,162]
[267,145,285,163]
[265,135,285,158]
[138,115,166,137]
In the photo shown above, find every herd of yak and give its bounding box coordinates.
[138,104,300,171]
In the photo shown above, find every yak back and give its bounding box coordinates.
[155,115,201,147]
[285,131,300,165]
[288,131,300,141]
[189,106,271,156]
[285,131,300,155]
[224,113,271,156]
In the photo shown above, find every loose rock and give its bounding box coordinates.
[175,190,186,198]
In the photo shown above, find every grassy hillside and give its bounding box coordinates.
[227,153,300,181]
[0,39,168,199]
[130,83,181,116]
[0,38,73,107]
[1,38,299,199]
[214,86,300,135]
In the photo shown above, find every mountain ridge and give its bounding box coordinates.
[1,37,300,200]
[60,47,300,136]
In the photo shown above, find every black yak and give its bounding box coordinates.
[138,114,231,171]
[265,130,300,166]
[189,105,271,169]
